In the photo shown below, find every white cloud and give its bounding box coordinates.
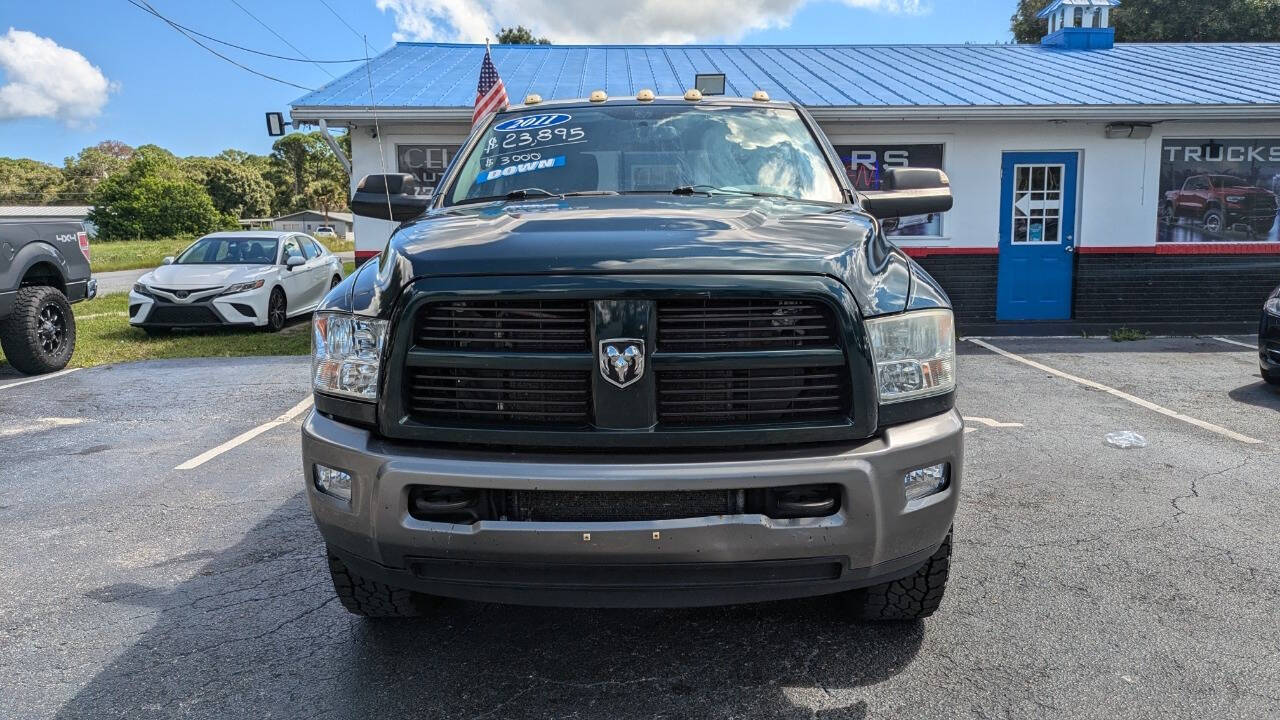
[0,28,113,125]
[376,0,930,45]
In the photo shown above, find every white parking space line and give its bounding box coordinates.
[1212,336,1257,350]
[963,416,1024,428]
[174,396,314,471]
[967,338,1263,446]
[0,367,81,392]
[0,417,85,438]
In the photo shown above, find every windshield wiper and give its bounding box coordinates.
[454,188,622,206]
[670,185,798,201]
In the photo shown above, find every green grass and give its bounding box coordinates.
[0,292,311,371]
[91,238,196,273]
[90,235,356,273]
[1108,327,1150,342]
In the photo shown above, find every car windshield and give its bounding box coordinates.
[175,237,278,265]
[446,103,844,206]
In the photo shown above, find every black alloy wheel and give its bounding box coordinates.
[265,288,287,332]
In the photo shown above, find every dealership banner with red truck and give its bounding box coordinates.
[1158,138,1280,243]
[836,144,946,238]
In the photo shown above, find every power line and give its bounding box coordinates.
[128,1,366,63]
[317,0,365,42]
[127,0,317,92]
[227,0,336,79]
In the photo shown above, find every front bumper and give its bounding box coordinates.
[128,290,263,328]
[302,408,963,608]
[1261,307,1280,371]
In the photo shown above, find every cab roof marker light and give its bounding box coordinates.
[752,90,770,102]
[636,88,655,102]
[523,93,543,105]
[684,89,703,102]
[589,90,607,102]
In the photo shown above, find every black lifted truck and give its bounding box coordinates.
[303,93,961,619]
[0,218,94,374]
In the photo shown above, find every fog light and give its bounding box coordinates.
[904,463,949,503]
[314,465,352,501]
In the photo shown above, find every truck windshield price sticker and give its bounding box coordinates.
[493,113,573,132]
[476,155,566,183]
[486,126,587,155]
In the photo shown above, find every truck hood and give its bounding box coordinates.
[389,194,876,277]
[341,194,927,319]
[140,264,272,289]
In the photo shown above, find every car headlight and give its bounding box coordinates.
[312,312,388,401]
[1266,297,1280,317]
[865,308,956,403]
[220,279,265,296]
[132,283,151,296]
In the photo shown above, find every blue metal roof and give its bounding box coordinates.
[291,42,1280,111]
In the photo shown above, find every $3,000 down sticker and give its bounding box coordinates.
[477,156,566,184]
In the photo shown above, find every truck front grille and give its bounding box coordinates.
[406,367,590,426]
[657,299,837,351]
[416,300,589,352]
[657,366,850,426]
[391,287,862,448]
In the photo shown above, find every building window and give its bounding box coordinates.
[397,144,460,194]
[836,143,946,237]
[1011,164,1063,244]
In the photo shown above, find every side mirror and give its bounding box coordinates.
[860,168,953,220]
[161,256,175,265]
[286,255,305,270]
[350,173,431,222]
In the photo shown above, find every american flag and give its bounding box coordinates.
[473,44,508,127]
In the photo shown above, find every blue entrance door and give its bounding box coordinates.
[996,152,1079,321]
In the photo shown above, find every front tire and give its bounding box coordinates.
[0,286,76,375]
[1202,208,1225,234]
[263,287,286,332]
[330,275,342,290]
[845,531,952,621]
[328,551,438,618]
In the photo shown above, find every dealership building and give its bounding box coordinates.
[290,3,1280,328]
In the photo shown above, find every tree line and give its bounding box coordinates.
[1011,0,1280,43]
[0,132,350,241]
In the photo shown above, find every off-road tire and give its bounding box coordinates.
[848,531,951,621]
[328,552,437,618]
[1202,208,1225,235]
[0,286,76,375]
[1262,365,1280,386]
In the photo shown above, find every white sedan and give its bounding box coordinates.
[129,231,344,334]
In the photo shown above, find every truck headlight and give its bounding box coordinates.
[1226,195,1246,204]
[312,312,388,401]
[1266,297,1280,317]
[865,308,955,403]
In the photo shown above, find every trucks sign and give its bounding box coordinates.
[1158,138,1280,243]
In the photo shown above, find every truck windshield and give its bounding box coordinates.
[446,104,844,206]
[175,237,279,265]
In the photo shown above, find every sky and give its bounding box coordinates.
[0,0,1020,166]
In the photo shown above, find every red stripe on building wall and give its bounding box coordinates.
[354,250,381,263]
[900,247,999,258]
[1078,243,1280,255]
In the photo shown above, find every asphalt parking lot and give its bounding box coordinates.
[1,335,1276,719]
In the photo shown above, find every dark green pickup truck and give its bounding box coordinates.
[0,218,95,374]
[302,95,961,620]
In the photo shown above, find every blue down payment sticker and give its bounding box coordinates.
[477,156,566,184]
